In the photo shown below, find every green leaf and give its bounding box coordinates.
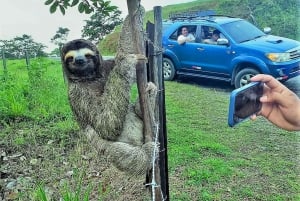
[78,2,85,13]
[105,6,115,13]
[63,0,71,7]
[103,1,110,7]
[102,10,109,16]
[44,0,54,5]
[71,0,79,7]
[92,2,98,8]
[50,1,59,13]
[110,5,118,10]
[59,5,66,15]
[85,7,93,14]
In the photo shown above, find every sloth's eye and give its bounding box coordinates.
[66,56,74,63]
[85,54,93,59]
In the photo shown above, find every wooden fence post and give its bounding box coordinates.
[146,21,162,201]
[147,6,170,201]
[154,6,169,201]
[25,49,30,69]
[2,48,7,74]
[127,2,168,200]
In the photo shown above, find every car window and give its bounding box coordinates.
[169,30,178,40]
[169,25,197,41]
[200,26,223,45]
[221,20,265,43]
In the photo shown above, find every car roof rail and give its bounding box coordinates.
[169,10,215,21]
[168,10,233,21]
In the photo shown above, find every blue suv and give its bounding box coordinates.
[162,11,300,88]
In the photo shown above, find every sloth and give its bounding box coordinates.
[60,16,156,175]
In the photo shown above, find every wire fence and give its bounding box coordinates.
[0,6,168,200]
[1,48,41,71]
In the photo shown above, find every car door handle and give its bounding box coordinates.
[167,44,174,47]
[197,47,204,51]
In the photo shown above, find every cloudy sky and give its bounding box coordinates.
[0,0,195,52]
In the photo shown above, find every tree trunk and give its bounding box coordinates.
[126,1,161,200]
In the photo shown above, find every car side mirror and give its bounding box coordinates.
[263,27,271,34]
[217,38,229,45]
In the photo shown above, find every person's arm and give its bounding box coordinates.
[250,74,300,131]
[178,34,195,44]
[177,35,187,45]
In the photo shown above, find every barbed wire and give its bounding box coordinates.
[144,87,167,201]
[136,2,166,200]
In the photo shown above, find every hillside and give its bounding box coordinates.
[99,0,299,55]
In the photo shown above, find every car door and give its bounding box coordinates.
[164,25,198,70]
[184,25,233,79]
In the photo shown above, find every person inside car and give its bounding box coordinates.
[177,26,195,45]
[203,29,220,44]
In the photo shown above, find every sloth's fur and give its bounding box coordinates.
[61,14,156,175]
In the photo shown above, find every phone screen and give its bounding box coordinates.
[228,82,264,127]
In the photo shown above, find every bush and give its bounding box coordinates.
[98,32,120,56]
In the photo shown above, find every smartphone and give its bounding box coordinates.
[228,82,264,127]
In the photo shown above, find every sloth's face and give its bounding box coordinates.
[64,47,98,78]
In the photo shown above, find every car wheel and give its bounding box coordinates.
[234,68,260,88]
[163,58,176,81]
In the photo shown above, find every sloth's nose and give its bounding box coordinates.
[75,56,86,65]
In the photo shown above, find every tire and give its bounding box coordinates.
[234,68,260,88]
[163,58,176,81]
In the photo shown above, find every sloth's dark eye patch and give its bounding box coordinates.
[66,56,74,63]
[85,54,93,59]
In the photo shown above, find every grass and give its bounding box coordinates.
[0,58,299,200]
[165,82,300,200]
[0,57,70,121]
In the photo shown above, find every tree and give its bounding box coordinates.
[49,48,61,56]
[45,0,121,45]
[51,27,70,48]
[219,0,299,40]
[81,8,122,44]
[44,0,118,15]
[0,35,47,59]
[0,40,16,59]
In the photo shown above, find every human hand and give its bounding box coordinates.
[250,74,300,131]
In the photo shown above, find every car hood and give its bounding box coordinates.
[240,35,300,52]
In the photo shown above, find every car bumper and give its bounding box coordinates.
[269,60,300,80]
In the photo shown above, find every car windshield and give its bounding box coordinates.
[221,20,266,43]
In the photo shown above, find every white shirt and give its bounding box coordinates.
[177,33,195,45]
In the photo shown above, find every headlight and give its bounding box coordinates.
[266,53,290,62]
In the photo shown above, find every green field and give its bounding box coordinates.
[0,58,299,200]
